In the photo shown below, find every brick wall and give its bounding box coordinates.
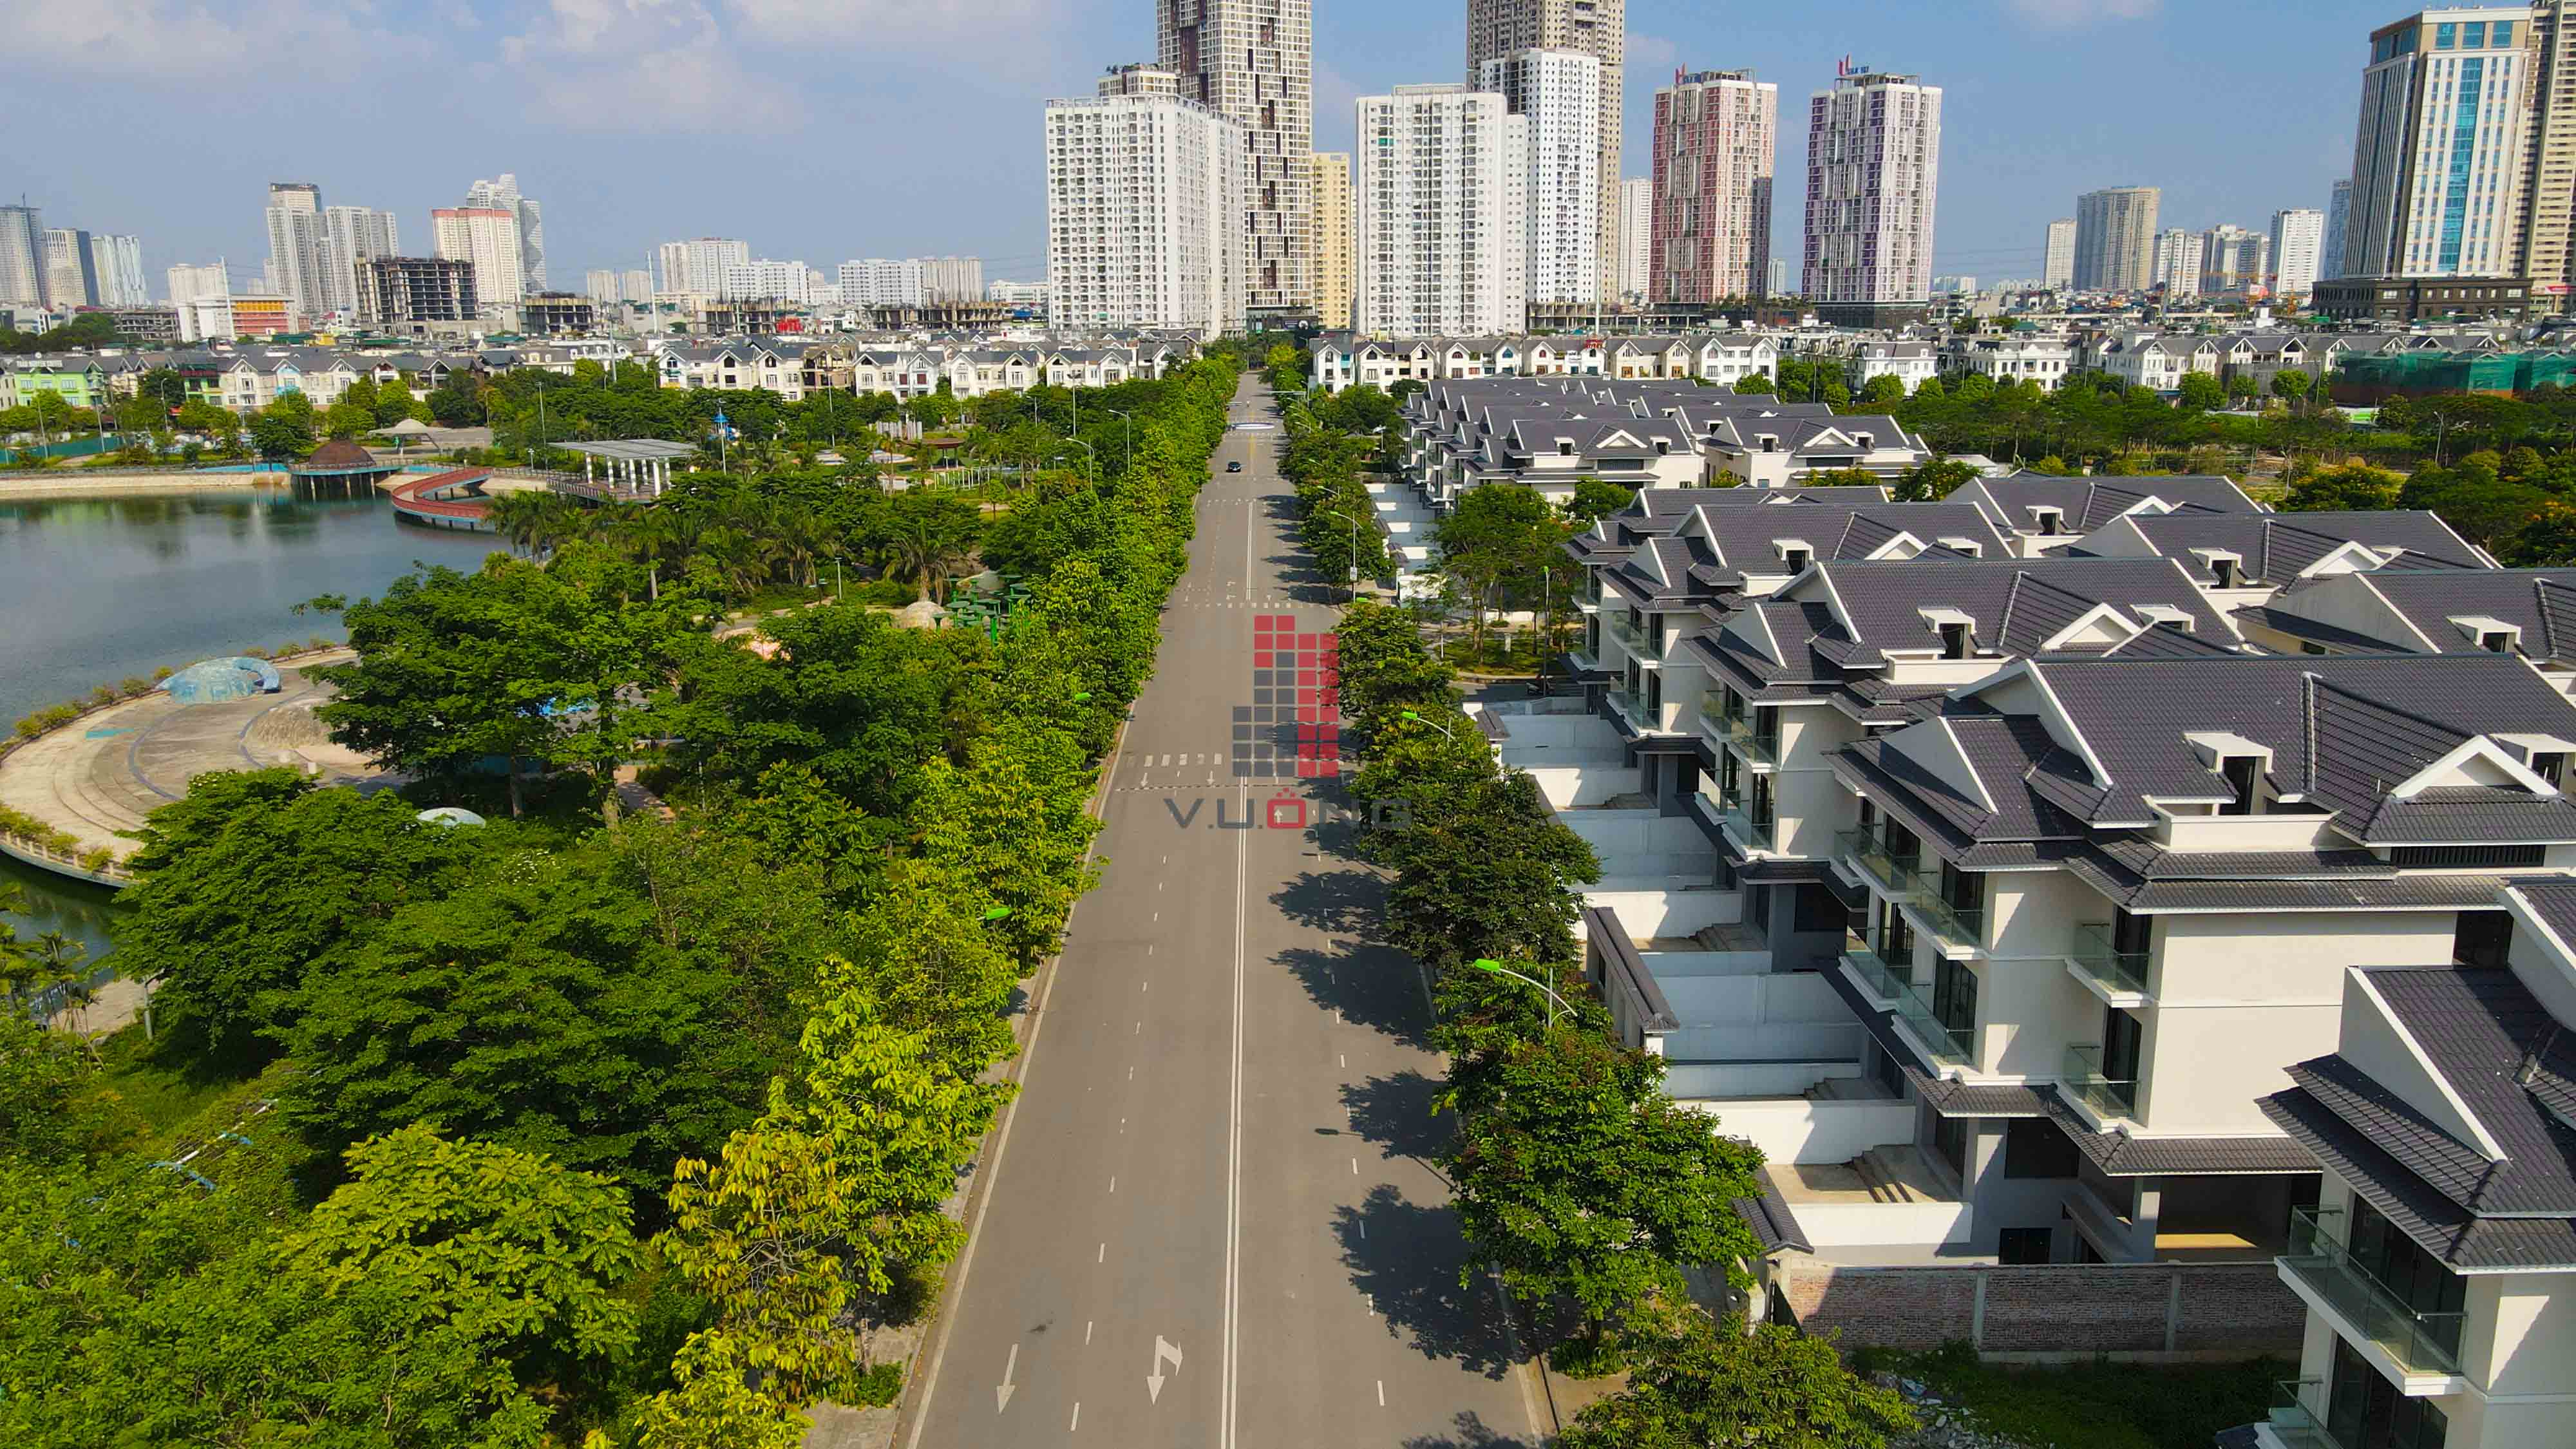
[1775,1260,2305,1357]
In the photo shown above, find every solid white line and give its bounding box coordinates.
[1071,1403,1081,1432]
[900,700,1137,1449]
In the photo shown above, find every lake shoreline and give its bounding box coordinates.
[0,472,296,500]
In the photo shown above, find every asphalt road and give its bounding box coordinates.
[905,377,1545,1449]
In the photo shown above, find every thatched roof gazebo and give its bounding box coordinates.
[292,437,397,489]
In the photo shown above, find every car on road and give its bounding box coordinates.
[1226,460,1244,472]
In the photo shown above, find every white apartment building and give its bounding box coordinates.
[837,258,925,308]
[1469,0,1626,306]
[1159,0,1312,317]
[1650,68,1779,306]
[2076,186,2161,293]
[264,183,330,325]
[1309,152,1356,331]
[724,259,815,303]
[2043,218,2078,290]
[1803,70,1942,319]
[431,207,526,316]
[921,256,984,303]
[88,235,147,307]
[2204,225,2274,296]
[1622,176,1653,303]
[2346,8,2535,279]
[0,205,41,307]
[659,238,749,298]
[2271,207,2328,298]
[1045,66,1249,338]
[41,229,96,308]
[2156,229,2208,298]
[321,205,397,316]
[585,268,621,303]
[620,268,652,305]
[465,174,545,292]
[1481,48,1603,309]
[1356,85,1528,337]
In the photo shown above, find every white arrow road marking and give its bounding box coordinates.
[1146,1334,1185,1403]
[995,1343,1019,1413]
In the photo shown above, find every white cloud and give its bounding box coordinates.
[500,0,795,131]
[5,0,430,79]
[2003,0,2159,27]
[723,0,1051,50]
[1627,33,1681,73]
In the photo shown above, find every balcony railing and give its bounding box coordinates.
[1833,831,1984,952]
[1716,800,1775,853]
[2069,922,2150,998]
[1607,685,1660,731]
[1840,942,1908,1002]
[1890,973,1973,1068]
[1602,611,1656,659]
[2265,1380,2345,1449]
[2279,1208,2466,1379]
[1837,829,1915,897]
[1711,712,1781,768]
[2061,1043,2139,1122]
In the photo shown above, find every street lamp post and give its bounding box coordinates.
[1399,708,1504,779]
[1470,958,1572,1030]
[1066,437,1097,480]
[1321,508,1365,600]
[1107,408,1133,473]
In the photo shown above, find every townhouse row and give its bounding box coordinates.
[0,335,1202,419]
[1455,469,2571,1448]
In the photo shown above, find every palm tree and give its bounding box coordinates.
[878,515,947,602]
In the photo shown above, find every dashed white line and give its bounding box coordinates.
[1110,1176,1117,1194]
[1350,1158,1358,1175]
[1098,1242,1106,1262]
[1086,1320,1094,1343]
[1071,1403,1082,1432]
[1376,1381,1385,1408]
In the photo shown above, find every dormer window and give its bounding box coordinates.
[1558,440,1575,456]
[2134,605,2195,632]
[1759,434,1780,453]
[1654,440,1670,455]
[2535,752,2569,788]
[1940,621,1973,659]
[1778,542,1812,573]
[2483,631,2515,654]
[2032,507,2065,536]
[1938,537,1984,558]
[1854,432,1875,449]
[2195,550,2242,587]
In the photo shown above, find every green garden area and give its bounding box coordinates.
[0,357,1239,1447]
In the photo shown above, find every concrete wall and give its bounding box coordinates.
[1792,1202,1975,1251]
[1685,1097,1917,1164]
[1583,888,1741,942]
[1528,766,1634,809]
[1563,810,1719,881]
[1777,1260,2308,1356]
[1665,1061,1859,1098]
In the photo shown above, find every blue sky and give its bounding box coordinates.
[9,0,2367,292]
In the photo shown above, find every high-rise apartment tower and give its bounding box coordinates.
[1802,68,1942,325]
[2074,186,2161,292]
[1649,68,1777,305]
[1160,0,1311,321]
[1482,48,1603,308]
[1470,0,1624,305]
[2345,8,2535,279]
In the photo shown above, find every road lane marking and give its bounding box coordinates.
[1378,1381,1386,1408]
[995,1343,1018,1413]
[1098,1242,1105,1262]
[1070,1403,1081,1432]
[1350,1158,1358,1175]
[900,645,1137,1449]
[1110,1176,1116,1193]
[1086,1320,1094,1343]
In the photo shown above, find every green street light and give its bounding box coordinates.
[1471,958,1571,1029]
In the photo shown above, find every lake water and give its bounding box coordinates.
[1,487,502,961]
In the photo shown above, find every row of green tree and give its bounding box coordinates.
[0,357,1241,1445]
[1330,601,1916,1444]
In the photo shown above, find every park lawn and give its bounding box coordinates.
[1880,1343,2285,1449]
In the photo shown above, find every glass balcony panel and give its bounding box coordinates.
[1910,893,1985,952]
[1839,938,1908,1000]
[1712,712,1779,766]
[2265,1379,2345,1449]
[1716,800,1774,852]
[2070,921,2150,996]
[1602,612,1656,658]
[2278,1208,2466,1378]
[2062,1043,2139,1121]
[1889,974,1973,1067]
[1836,829,1913,897]
[1607,684,1659,730]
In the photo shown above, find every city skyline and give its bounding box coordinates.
[10,0,2365,294]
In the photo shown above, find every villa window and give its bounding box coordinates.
[2034,507,2064,536]
[1781,547,1812,573]
[1939,621,1972,659]
[2100,1005,2143,1113]
[2328,1338,2449,1449]
[2481,630,2515,654]
[1931,958,1978,1041]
